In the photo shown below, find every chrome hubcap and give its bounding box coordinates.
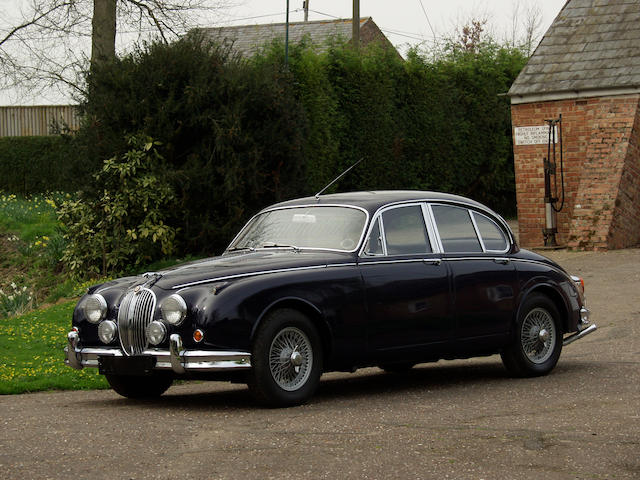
[521,308,556,364]
[539,328,550,343]
[269,327,312,391]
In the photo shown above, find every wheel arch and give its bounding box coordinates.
[519,285,570,333]
[252,297,333,364]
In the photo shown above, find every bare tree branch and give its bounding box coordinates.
[0,1,75,47]
[0,0,235,103]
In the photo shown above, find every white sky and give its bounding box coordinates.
[217,1,565,52]
[0,0,565,105]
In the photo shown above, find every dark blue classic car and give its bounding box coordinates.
[65,191,596,406]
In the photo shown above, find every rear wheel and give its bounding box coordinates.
[501,293,563,377]
[105,374,173,399]
[248,309,323,407]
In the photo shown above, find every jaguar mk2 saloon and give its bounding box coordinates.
[65,191,596,406]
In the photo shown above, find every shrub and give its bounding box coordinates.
[79,35,307,255]
[58,134,177,276]
[0,136,90,195]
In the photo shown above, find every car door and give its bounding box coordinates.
[429,204,517,350]
[359,203,452,360]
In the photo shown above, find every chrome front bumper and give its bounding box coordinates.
[64,331,251,374]
[563,307,597,346]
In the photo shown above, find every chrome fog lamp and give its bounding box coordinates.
[146,321,167,346]
[84,294,107,324]
[160,294,187,326]
[98,320,117,344]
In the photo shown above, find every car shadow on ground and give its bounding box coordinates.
[80,358,596,411]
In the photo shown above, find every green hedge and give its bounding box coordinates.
[67,35,525,267]
[0,136,90,195]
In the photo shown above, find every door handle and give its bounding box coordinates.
[423,259,442,266]
[493,258,510,265]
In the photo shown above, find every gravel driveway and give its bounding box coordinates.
[1,248,638,479]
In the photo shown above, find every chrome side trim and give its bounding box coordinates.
[359,258,439,266]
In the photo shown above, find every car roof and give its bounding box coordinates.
[267,190,490,216]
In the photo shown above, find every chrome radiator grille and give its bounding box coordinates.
[118,287,156,355]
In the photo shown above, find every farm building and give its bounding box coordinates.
[196,17,397,57]
[509,0,640,250]
[0,105,80,137]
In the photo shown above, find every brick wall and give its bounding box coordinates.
[511,94,640,249]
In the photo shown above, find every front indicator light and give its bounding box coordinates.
[98,320,117,344]
[146,321,167,346]
[84,294,107,324]
[160,294,187,326]
[193,329,204,343]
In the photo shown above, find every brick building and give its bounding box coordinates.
[508,0,640,250]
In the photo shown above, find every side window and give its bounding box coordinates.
[432,205,482,253]
[382,205,431,255]
[364,218,384,255]
[473,212,508,251]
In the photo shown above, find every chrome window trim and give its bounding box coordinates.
[225,204,370,254]
[429,203,483,254]
[429,203,512,255]
[469,210,487,252]
[364,217,386,256]
[424,204,445,253]
[470,211,511,254]
[421,203,442,254]
[358,202,436,258]
[378,216,389,256]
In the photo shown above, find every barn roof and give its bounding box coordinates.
[196,17,391,57]
[509,0,640,103]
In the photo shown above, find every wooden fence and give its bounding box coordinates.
[0,105,80,137]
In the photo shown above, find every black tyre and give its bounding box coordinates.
[248,309,323,407]
[501,293,563,377]
[105,374,173,399]
[379,362,415,373]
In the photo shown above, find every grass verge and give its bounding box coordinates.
[0,300,108,394]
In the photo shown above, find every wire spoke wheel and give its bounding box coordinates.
[268,327,313,391]
[520,307,556,364]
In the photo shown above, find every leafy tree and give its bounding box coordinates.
[58,134,177,276]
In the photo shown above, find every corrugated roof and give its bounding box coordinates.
[197,17,371,57]
[509,0,640,99]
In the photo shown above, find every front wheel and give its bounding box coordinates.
[248,309,323,407]
[501,293,563,377]
[105,373,173,399]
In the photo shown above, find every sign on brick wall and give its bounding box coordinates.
[514,126,558,145]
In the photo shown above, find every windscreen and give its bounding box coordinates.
[228,206,367,252]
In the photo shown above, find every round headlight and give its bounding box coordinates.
[98,320,117,344]
[160,294,187,326]
[84,294,107,324]
[146,321,167,346]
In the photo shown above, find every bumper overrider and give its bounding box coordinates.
[563,307,597,346]
[65,331,251,374]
